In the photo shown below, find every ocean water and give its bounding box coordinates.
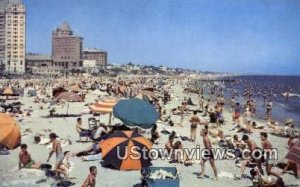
[224,75,300,127]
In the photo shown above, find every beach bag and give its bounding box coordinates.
[34,136,41,143]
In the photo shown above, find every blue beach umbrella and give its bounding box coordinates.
[113,98,159,129]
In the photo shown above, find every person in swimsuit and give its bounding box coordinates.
[76,117,91,142]
[199,125,218,180]
[260,132,281,178]
[189,111,200,142]
[243,107,255,134]
[57,151,71,179]
[240,135,264,178]
[233,103,241,126]
[47,133,63,176]
[19,144,41,169]
[82,166,97,187]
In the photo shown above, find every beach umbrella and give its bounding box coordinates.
[52,87,67,97]
[55,92,84,102]
[113,98,159,129]
[99,130,152,170]
[0,113,21,149]
[90,98,118,125]
[89,99,118,114]
[285,138,300,167]
[183,88,199,94]
[0,87,19,96]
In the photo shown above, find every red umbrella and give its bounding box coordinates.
[55,92,84,102]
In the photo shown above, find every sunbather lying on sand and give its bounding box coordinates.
[73,143,101,157]
[250,166,284,187]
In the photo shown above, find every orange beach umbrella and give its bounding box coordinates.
[99,130,152,170]
[0,113,21,149]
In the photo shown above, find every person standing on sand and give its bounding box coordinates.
[203,99,210,117]
[47,133,63,176]
[243,107,255,134]
[199,125,218,180]
[233,103,241,126]
[82,166,97,187]
[266,100,272,119]
[231,96,235,112]
[189,111,208,142]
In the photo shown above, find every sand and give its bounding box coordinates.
[0,82,300,187]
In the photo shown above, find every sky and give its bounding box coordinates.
[24,0,300,75]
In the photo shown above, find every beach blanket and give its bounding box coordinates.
[38,138,50,145]
[82,153,102,161]
[0,149,9,155]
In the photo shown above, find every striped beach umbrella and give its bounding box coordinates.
[285,138,300,167]
[0,113,21,149]
[99,130,152,170]
[89,98,118,114]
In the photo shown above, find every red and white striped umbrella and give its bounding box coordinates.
[89,98,118,114]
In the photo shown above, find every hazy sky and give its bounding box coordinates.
[24,0,300,75]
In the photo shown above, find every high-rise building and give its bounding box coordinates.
[52,22,83,70]
[83,48,107,67]
[0,0,26,74]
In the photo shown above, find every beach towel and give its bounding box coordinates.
[82,153,102,161]
[149,169,177,180]
[0,149,10,155]
[38,138,50,145]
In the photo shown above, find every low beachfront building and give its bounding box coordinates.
[25,53,60,75]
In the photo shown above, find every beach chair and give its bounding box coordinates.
[88,117,99,130]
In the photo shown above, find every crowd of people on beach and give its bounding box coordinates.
[0,74,299,186]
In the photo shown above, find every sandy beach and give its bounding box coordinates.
[0,75,300,187]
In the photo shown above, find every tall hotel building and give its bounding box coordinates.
[0,0,25,74]
[52,22,83,70]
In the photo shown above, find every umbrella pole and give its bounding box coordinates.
[108,113,112,125]
[66,103,69,115]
